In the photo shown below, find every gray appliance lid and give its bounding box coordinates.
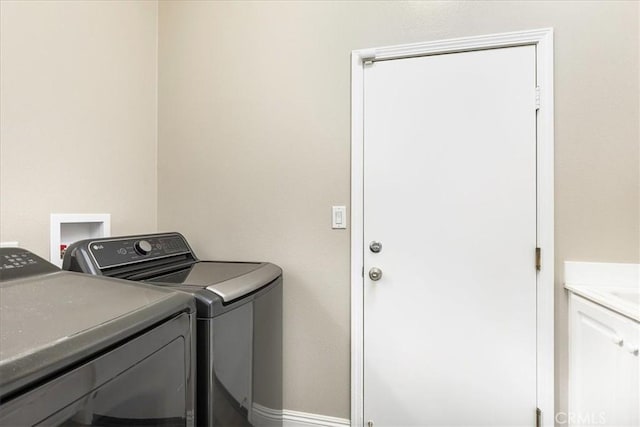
[0,270,194,398]
[149,261,282,303]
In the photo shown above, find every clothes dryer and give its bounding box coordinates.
[0,248,196,426]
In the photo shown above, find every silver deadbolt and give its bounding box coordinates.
[369,241,382,253]
[369,267,382,281]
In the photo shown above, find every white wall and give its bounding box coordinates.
[0,0,159,258]
[157,0,640,420]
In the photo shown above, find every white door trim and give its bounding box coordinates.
[350,28,554,427]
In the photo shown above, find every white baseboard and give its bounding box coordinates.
[251,403,281,427]
[282,409,350,427]
[252,403,350,427]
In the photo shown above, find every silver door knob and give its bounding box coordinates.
[369,267,383,281]
[369,241,382,253]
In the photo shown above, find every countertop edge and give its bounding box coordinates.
[565,283,640,323]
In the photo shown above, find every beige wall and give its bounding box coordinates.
[0,0,159,258]
[1,0,638,421]
[158,0,640,419]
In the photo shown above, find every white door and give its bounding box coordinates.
[363,46,538,426]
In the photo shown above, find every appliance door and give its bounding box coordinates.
[0,313,195,427]
[199,279,282,427]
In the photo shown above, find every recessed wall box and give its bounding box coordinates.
[50,214,110,267]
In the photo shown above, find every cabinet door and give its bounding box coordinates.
[569,294,640,426]
[617,317,640,426]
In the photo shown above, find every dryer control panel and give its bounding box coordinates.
[86,234,192,269]
[0,248,59,281]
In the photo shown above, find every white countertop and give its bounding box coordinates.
[565,283,639,322]
[564,261,640,322]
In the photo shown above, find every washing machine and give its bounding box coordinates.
[0,247,196,426]
[63,232,283,427]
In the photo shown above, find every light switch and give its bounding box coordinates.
[332,206,347,229]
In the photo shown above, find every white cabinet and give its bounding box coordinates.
[569,293,640,426]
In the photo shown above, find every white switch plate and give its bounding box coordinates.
[332,206,347,229]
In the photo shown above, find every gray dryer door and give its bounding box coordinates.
[0,312,194,426]
[0,270,194,398]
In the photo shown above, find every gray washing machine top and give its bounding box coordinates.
[150,261,281,301]
[63,232,282,317]
[0,248,195,401]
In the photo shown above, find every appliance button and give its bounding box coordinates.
[134,240,153,256]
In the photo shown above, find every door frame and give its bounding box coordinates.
[350,28,554,427]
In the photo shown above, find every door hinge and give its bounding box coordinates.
[362,266,364,278]
[535,247,541,271]
[535,86,541,110]
[536,407,542,427]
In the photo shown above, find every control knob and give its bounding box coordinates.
[134,240,153,255]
